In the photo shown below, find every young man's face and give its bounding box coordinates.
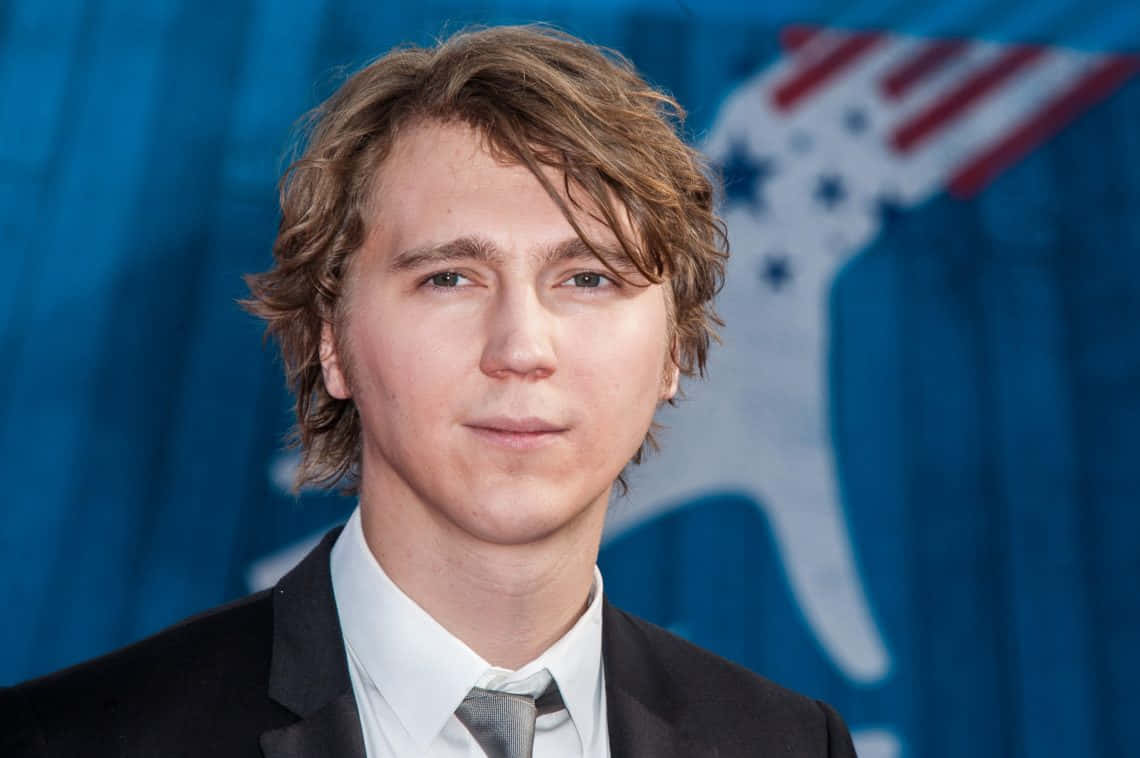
[322,120,677,548]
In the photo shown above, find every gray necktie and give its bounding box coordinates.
[454,681,564,758]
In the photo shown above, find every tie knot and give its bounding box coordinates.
[454,681,564,758]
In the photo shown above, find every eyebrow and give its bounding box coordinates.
[388,235,638,273]
[389,236,503,272]
[545,237,638,271]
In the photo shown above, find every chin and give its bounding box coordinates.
[444,479,606,547]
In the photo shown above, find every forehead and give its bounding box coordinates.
[363,119,637,264]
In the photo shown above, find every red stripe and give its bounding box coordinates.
[882,39,969,99]
[890,46,1046,153]
[772,32,884,111]
[781,25,822,53]
[949,56,1140,198]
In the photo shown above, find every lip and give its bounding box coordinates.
[468,416,566,433]
[464,417,568,450]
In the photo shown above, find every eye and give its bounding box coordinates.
[426,271,467,288]
[563,271,613,289]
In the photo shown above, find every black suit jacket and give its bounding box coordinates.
[1,529,856,757]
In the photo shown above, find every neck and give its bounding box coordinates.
[357,482,608,670]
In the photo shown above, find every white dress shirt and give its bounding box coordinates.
[330,507,610,757]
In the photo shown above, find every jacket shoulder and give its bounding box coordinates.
[1,591,292,757]
[605,604,856,757]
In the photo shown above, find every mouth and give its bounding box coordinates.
[463,417,569,450]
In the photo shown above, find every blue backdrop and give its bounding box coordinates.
[2,2,1138,757]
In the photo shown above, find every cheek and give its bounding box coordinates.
[569,308,670,426]
[346,312,469,430]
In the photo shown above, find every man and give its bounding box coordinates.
[1,25,856,757]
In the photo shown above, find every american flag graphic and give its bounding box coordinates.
[725,24,1140,205]
[617,21,1138,700]
[609,29,1139,758]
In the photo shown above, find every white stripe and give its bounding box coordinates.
[890,48,1102,201]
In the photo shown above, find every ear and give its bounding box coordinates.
[320,321,351,400]
[661,347,680,402]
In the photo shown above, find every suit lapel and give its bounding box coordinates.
[260,528,366,758]
[602,601,710,758]
[260,692,364,758]
[605,684,693,758]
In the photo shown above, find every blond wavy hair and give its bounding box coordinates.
[244,24,727,493]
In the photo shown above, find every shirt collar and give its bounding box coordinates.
[477,566,606,753]
[329,506,605,751]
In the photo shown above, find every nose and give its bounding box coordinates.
[479,286,557,380]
